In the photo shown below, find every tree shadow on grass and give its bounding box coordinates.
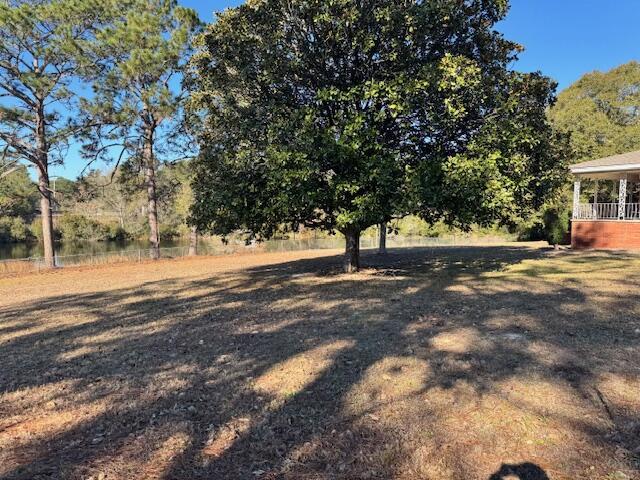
[0,246,639,479]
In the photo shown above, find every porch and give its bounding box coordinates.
[573,202,640,220]
[570,151,640,249]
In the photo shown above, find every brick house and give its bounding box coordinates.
[571,150,640,249]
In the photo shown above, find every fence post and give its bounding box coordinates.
[138,249,142,263]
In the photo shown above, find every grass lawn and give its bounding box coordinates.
[1,245,639,480]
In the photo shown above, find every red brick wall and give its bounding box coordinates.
[572,220,640,249]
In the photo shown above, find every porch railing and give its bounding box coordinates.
[574,203,640,220]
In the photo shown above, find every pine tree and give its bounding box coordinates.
[0,0,110,267]
[82,0,199,259]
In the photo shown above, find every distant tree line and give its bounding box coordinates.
[0,156,517,246]
[0,159,194,244]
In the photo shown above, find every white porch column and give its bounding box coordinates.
[573,180,581,219]
[593,180,599,218]
[618,176,628,220]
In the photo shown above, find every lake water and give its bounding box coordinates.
[0,237,353,261]
[0,234,512,262]
[0,239,186,261]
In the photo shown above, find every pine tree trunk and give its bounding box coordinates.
[35,103,55,269]
[37,165,55,268]
[343,230,360,273]
[143,127,160,260]
[188,226,198,256]
[378,222,387,255]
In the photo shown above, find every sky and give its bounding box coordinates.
[51,0,640,179]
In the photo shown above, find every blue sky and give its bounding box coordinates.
[53,0,640,179]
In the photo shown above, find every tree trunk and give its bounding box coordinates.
[37,165,55,268]
[143,127,160,260]
[188,226,198,256]
[378,222,387,255]
[35,101,55,269]
[343,230,360,273]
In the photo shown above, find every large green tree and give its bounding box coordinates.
[549,61,640,162]
[0,0,111,266]
[191,0,569,272]
[83,0,199,259]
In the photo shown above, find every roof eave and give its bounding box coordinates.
[570,163,640,174]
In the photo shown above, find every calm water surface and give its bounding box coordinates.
[0,237,352,261]
[0,234,508,262]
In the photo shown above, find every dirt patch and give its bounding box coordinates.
[1,246,639,479]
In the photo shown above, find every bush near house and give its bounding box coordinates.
[543,206,571,247]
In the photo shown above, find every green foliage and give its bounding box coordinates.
[56,213,131,242]
[0,164,38,219]
[37,163,196,244]
[159,224,180,241]
[549,61,640,161]
[51,177,78,209]
[0,216,31,242]
[105,223,131,242]
[158,160,195,236]
[27,217,59,242]
[543,207,570,246]
[5,159,198,246]
[515,214,545,242]
[190,0,570,257]
[58,213,110,242]
[393,217,452,238]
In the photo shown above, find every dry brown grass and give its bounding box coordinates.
[1,245,639,480]
[0,259,38,275]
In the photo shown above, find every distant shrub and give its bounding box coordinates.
[105,223,132,242]
[396,217,450,237]
[175,223,193,238]
[0,217,32,242]
[58,214,110,241]
[515,214,546,241]
[29,218,61,242]
[395,216,512,239]
[29,218,42,240]
[159,224,180,241]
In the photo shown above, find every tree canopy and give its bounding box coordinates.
[190,0,569,271]
[549,61,640,162]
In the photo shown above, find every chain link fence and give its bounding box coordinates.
[0,234,516,276]
[0,243,255,276]
[0,247,183,275]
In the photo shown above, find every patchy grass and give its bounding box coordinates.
[1,245,639,480]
